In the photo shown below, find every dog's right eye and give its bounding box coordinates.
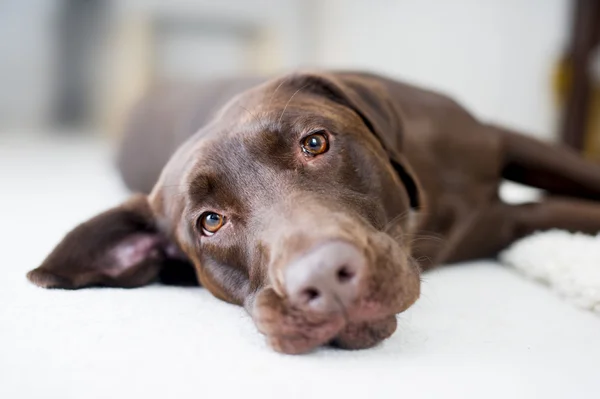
[198,212,225,236]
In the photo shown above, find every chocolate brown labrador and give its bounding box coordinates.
[27,71,600,354]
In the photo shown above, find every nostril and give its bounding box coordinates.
[301,287,320,303]
[336,266,355,283]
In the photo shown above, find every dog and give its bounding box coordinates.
[27,71,600,354]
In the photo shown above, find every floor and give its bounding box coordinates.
[1,133,599,399]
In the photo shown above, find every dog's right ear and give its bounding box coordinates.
[27,194,183,289]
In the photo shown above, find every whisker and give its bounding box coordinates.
[383,210,412,233]
[159,184,188,188]
[278,84,308,125]
[416,255,433,264]
[267,76,290,108]
[332,294,350,325]
[407,235,445,245]
[238,104,268,132]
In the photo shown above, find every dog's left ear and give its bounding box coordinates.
[27,194,186,289]
[288,71,421,209]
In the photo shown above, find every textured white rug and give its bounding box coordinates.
[1,134,599,399]
[502,230,600,314]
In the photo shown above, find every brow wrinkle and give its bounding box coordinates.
[238,104,268,132]
[278,84,308,125]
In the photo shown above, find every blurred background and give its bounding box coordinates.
[3,3,600,394]
[0,0,599,165]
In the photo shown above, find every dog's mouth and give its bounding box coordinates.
[253,290,400,354]
[252,234,420,354]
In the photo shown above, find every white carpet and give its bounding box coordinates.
[1,134,599,399]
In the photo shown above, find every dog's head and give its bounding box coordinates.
[28,72,423,353]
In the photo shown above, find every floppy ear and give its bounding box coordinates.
[27,194,187,289]
[288,71,421,210]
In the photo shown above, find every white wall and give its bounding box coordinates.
[0,0,60,129]
[311,0,570,141]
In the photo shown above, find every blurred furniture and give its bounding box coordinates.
[3,0,309,133]
[54,0,108,127]
[102,0,311,138]
[105,13,276,137]
[559,0,600,157]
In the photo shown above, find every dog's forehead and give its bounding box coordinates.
[150,77,368,212]
[219,77,352,126]
[183,127,284,188]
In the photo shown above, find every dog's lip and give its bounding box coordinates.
[253,292,402,340]
[259,307,400,354]
[343,299,404,323]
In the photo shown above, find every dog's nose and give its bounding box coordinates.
[284,241,366,314]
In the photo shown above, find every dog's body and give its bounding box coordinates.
[27,71,600,353]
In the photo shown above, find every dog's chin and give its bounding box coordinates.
[252,285,410,354]
[331,316,398,350]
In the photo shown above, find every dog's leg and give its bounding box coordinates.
[494,126,600,199]
[426,127,600,264]
[440,198,600,264]
[510,198,600,237]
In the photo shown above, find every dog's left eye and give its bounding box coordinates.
[301,131,329,156]
[198,212,225,236]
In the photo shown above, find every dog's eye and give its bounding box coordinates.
[199,212,225,236]
[301,132,329,156]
